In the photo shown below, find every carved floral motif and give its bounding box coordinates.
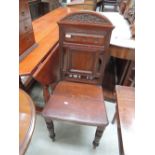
[62,13,110,25]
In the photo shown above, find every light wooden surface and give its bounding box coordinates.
[100,12,135,60]
[19,89,36,155]
[101,12,135,49]
[19,7,135,76]
[116,85,135,155]
[110,45,134,61]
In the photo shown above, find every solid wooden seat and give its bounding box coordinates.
[42,81,108,126]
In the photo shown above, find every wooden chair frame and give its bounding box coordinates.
[41,11,114,148]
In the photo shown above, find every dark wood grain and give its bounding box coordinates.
[19,89,36,155]
[58,11,114,85]
[42,81,108,126]
[116,85,135,155]
[93,126,106,148]
[42,11,114,147]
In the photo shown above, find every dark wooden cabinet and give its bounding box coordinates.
[19,0,37,61]
[29,0,50,20]
[58,12,114,85]
[29,0,41,20]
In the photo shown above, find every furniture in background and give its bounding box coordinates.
[102,0,118,12]
[123,0,135,24]
[101,11,134,98]
[115,85,135,155]
[29,0,42,20]
[41,0,61,11]
[118,0,135,26]
[19,0,39,91]
[19,0,38,91]
[28,0,61,20]
[67,0,119,12]
[111,0,135,87]
[118,0,128,14]
[130,21,135,38]
[97,0,104,11]
[19,89,36,155]
[119,60,134,86]
[42,11,114,148]
[19,0,37,61]
[67,0,97,11]
[29,0,50,20]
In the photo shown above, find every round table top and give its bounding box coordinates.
[19,89,36,155]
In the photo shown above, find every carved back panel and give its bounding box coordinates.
[58,11,114,85]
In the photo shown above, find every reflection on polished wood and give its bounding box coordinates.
[116,85,135,155]
[19,89,36,155]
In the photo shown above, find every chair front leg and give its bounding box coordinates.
[93,126,106,148]
[45,118,56,141]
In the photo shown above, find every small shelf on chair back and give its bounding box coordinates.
[58,11,114,85]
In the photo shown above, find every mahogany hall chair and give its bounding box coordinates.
[42,11,114,148]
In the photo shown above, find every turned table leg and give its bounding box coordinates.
[45,118,56,141]
[93,126,106,148]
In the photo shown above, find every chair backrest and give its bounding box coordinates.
[58,11,114,85]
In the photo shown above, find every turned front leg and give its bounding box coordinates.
[93,126,106,148]
[45,118,56,141]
